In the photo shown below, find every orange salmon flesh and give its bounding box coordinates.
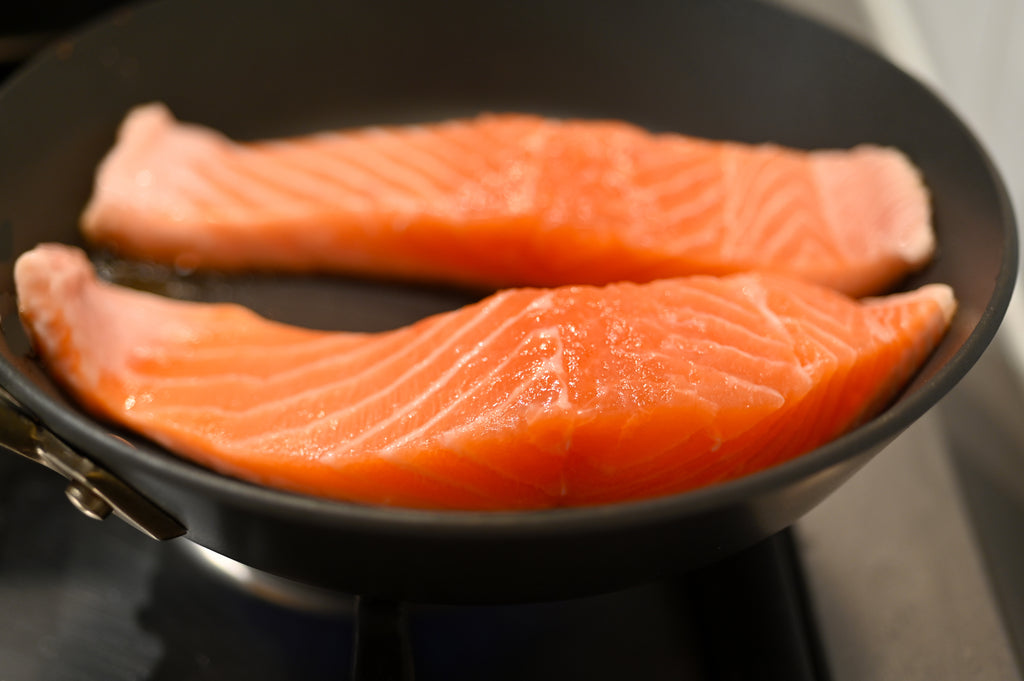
[81,104,934,297]
[15,244,954,510]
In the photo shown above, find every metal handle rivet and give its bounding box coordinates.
[65,480,114,521]
[1,388,185,539]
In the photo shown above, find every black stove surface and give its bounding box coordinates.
[0,454,826,680]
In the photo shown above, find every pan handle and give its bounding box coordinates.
[0,389,186,540]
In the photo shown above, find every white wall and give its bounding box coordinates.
[882,0,1024,223]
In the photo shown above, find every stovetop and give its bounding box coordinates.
[0,452,829,680]
[797,342,1024,681]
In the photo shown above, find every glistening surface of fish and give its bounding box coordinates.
[82,104,933,297]
[16,244,954,510]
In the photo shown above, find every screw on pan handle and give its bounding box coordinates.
[0,389,186,540]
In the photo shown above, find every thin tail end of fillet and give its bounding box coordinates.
[811,145,936,296]
[79,102,229,246]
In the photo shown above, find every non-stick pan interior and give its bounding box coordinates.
[0,0,1015,601]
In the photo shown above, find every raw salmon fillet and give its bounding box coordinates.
[81,104,933,297]
[15,244,954,510]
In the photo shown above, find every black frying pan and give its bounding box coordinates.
[0,0,1016,604]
